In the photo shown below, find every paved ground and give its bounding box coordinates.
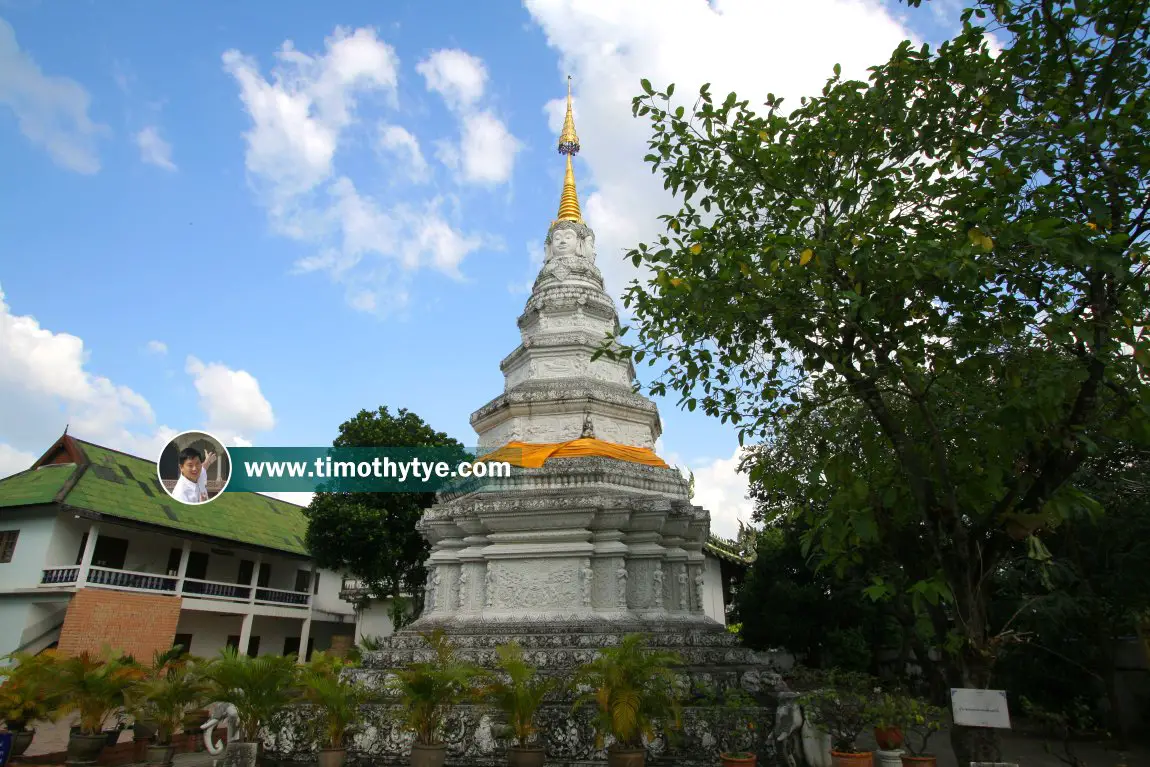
[20,715,132,757]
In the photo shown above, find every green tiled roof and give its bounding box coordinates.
[0,438,309,556]
[0,464,75,508]
[705,534,752,566]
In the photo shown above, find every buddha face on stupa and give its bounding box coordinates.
[551,227,578,257]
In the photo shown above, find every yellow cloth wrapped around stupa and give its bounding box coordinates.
[480,438,668,469]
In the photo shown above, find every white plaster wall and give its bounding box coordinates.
[0,601,32,660]
[174,612,246,658]
[355,598,399,640]
[311,568,354,616]
[47,512,86,569]
[702,554,727,625]
[0,510,58,590]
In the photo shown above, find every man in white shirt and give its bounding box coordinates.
[171,447,217,504]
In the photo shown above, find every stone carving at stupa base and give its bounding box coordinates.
[334,77,788,767]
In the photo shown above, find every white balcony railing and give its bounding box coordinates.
[39,566,310,608]
[255,587,309,606]
[181,577,251,602]
[86,566,177,592]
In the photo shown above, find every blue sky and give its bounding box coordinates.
[0,0,965,536]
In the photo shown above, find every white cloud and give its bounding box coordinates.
[135,125,177,171]
[459,111,521,185]
[0,17,108,173]
[688,447,754,539]
[416,49,488,110]
[224,27,484,314]
[145,340,168,355]
[185,356,275,446]
[0,443,36,480]
[418,48,521,186]
[0,283,174,472]
[525,0,915,300]
[0,285,282,478]
[264,491,314,507]
[378,123,428,180]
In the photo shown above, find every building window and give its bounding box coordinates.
[313,572,321,595]
[92,537,129,569]
[0,531,18,563]
[295,570,311,593]
[173,634,193,654]
[283,637,301,657]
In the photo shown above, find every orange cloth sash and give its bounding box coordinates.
[479,438,668,469]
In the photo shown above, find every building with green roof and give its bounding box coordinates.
[0,433,361,662]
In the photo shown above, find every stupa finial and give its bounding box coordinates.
[555,75,583,224]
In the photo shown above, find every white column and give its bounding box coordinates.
[174,541,192,593]
[247,555,262,604]
[297,616,312,664]
[75,523,99,588]
[237,613,255,657]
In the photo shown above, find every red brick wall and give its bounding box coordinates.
[57,589,182,659]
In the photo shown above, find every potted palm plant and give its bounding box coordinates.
[0,651,59,756]
[130,663,208,766]
[799,671,876,767]
[892,696,944,767]
[573,633,684,767]
[298,654,369,767]
[49,649,143,763]
[201,647,298,767]
[388,630,479,767]
[128,646,192,743]
[478,643,557,767]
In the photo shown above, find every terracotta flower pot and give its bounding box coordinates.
[146,744,177,766]
[318,747,348,767]
[508,745,546,767]
[410,742,447,767]
[67,732,109,763]
[606,745,646,767]
[873,726,903,750]
[900,756,938,767]
[12,729,35,757]
[721,752,757,767]
[832,751,875,767]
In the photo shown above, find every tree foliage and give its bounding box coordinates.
[304,406,467,608]
[614,0,1149,760]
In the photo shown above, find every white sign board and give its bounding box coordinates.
[950,688,1012,729]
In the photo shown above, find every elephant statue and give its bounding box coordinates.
[201,701,240,755]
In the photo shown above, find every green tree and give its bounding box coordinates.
[735,521,890,674]
[610,0,1150,761]
[304,407,467,614]
[993,445,1150,741]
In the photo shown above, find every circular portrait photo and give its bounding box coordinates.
[157,431,231,505]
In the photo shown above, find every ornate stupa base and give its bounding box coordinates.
[318,622,787,767]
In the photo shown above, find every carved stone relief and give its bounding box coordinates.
[580,559,593,607]
[488,559,581,610]
[677,565,689,611]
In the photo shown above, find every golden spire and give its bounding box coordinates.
[558,76,580,154]
[555,75,583,224]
